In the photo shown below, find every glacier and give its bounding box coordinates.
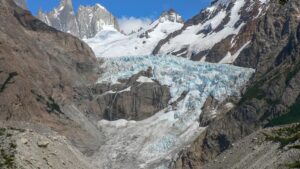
[92,55,254,169]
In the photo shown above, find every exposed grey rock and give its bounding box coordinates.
[200,96,236,127]
[14,130,93,169]
[37,0,80,37]
[159,9,184,23]
[75,68,171,121]
[37,139,50,148]
[77,4,119,38]
[201,127,300,169]
[37,0,119,38]
[20,138,28,144]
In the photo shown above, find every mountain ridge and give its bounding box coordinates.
[85,9,184,57]
[37,0,119,38]
[153,0,270,65]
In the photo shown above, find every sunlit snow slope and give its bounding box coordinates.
[85,10,183,58]
[91,55,254,169]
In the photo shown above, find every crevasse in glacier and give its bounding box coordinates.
[93,55,254,169]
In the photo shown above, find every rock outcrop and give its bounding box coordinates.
[93,69,171,121]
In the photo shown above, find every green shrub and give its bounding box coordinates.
[286,162,300,169]
[279,0,289,5]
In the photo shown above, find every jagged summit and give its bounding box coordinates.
[37,0,119,39]
[159,9,184,23]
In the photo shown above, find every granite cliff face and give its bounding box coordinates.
[37,0,119,38]
[37,0,80,37]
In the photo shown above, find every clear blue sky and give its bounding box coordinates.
[27,0,211,20]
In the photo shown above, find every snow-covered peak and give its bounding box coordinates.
[158,9,184,23]
[78,3,107,12]
[154,0,270,63]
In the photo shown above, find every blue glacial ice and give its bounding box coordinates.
[93,55,255,169]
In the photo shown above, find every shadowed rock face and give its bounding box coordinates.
[172,0,300,168]
[74,68,171,121]
[95,69,171,121]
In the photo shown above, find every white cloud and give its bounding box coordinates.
[118,17,152,34]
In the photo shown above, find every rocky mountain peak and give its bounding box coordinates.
[37,0,119,39]
[60,0,73,7]
[159,9,184,23]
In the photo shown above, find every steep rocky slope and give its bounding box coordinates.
[172,0,300,168]
[201,125,300,169]
[0,0,105,153]
[37,0,119,38]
